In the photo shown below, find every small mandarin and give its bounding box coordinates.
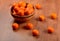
[24,7,34,15]
[35,4,41,9]
[29,8,34,13]
[51,13,57,19]
[39,15,45,21]
[26,8,34,15]
[32,29,39,36]
[12,23,19,30]
[17,10,24,16]
[14,6,19,13]
[25,23,33,29]
[48,26,54,33]
[18,1,26,7]
[24,7,30,15]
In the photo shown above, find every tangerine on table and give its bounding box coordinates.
[25,23,33,29]
[39,15,45,21]
[48,26,54,33]
[32,29,39,36]
[12,23,19,30]
[51,13,57,19]
[35,4,41,9]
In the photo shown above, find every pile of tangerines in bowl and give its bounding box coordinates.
[11,2,35,22]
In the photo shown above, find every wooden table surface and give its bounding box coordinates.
[0,0,60,41]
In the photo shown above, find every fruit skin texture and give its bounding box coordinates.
[32,29,39,36]
[35,4,41,9]
[25,23,33,29]
[48,27,54,33]
[12,23,19,30]
[51,13,57,19]
[39,15,45,21]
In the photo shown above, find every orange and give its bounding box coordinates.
[25,23,33,29]
[12,23,19,30]
[32,29,39,36]
[13,6,19,13]
[17,10,24,16]
[35,4,41,9]
[18,1,26,7]
[48,26,54,33]
[29,8,34,14]
[24,7,30,15]
[51,13,57,19]
[39,15,45,21]
[24,7,34,15]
